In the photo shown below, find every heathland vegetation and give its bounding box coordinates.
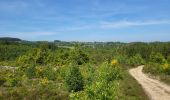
[0,38,170,100]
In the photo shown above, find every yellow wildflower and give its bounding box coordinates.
[37,67,43,72]
[162,63,169,70]
[36,67,44,76]
[111,59,118,66]
[40,77,49,85]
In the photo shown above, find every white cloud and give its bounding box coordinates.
[100,20,170,29]
[57,20,170,31]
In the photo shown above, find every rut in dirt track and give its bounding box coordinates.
[129,65,170,100]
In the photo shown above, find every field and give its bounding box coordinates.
[0,39,170,100]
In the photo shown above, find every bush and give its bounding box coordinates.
[149,52,166,64]
[162,63,170,75]
[143,63,163,75]
[17,48,49,66]
[5,74,20,87]
[70,48,89,65]
[35,48,49,65]
[68,62,122,100]
[167,55,170,63]
[128,54,145,67]
[65,64,84,92]
[26,65,36,79]
[0,78,6,86]
[113,55,127,65]
[43,66,57,80]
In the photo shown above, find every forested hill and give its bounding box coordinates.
[0,37,22,41]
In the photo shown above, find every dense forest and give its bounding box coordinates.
[0,38,170,100]
[0,37,22,42]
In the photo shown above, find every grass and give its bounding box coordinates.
[143,64,170,85]
[0,82,69,100]
[0,64,150,100]
[118,70,149,100]
[145,72,170,85]
[159,74,170,85]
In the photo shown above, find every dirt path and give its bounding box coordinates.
[129,65,170,100]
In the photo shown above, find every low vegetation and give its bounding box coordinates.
[143,52,170,84]
[0,39,170,99]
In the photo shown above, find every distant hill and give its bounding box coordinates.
[0,37,22,41]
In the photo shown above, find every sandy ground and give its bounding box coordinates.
[129,65,170,100]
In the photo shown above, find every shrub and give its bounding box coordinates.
[25,65,36,79]
[0,78,6,86]
[68,62,122,100]
[85,62,122,99]
[65,64,84,92]
[149,52,166,64]
[5,74,20,87]
[70,49,89,65]
[70,63,122,100]
[128,54,145,66]
[167,55,170,63]
[35,48,49,65]
[162,63,170,75]
[43,66,57,80]
[17,48,49,66]
[144,63,163,75]
[113,55,127,65]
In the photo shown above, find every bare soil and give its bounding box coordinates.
[129,65,170,100]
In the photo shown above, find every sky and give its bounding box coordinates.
[0,0,170,42]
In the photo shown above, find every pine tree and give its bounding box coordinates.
[65,64,84,92]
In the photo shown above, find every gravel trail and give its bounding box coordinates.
[129,65,170,100]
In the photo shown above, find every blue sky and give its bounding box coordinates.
[0,0,170,42]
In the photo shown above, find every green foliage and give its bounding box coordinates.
[2,41,170,99]
[17,48,49,66]
[0,78,6,86]
[43,66,57,80]
[83,64,95,86]
[0,44,31,61]
[163,64,170,75]
[96,62,122,82]
[5,74,20,87]
[17,54,35,66]
[143,52,170,84]
[149,52,167,64]
[119,70,149,100]
[70,62,122,100]
[144,52,169,75]
[128,54,145,66]
[70,47,89,65]
[35,49,49,65]
[65,64,84,92]
[85,81,119,100]
[120,42,170,61]
[144,63,163,75]
[167,55,170,63]
[25,65,36,79]
[1,80,69,100]
[85,63,122,99]
[113,55,128,65]
[0,69,14,86]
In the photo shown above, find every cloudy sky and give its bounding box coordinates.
[0,0,170,42]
